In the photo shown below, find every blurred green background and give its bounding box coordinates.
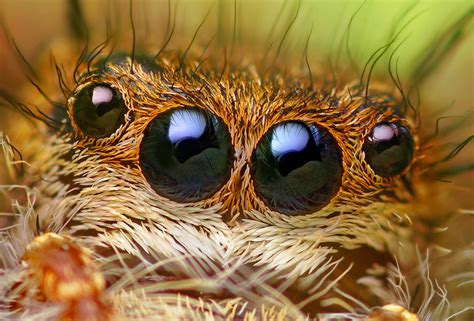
[0,0,472,114]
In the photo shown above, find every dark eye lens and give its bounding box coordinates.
[72,84,126,137]
[363,122,414,177]
[251,122,343,215]
[139,107,233,202]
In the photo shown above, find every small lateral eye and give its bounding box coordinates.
[72,83,127,137]
[363,122,414,177]
[251,121,343,215]
[139,107,233,202]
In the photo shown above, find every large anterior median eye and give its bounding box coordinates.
[72,84,127,137]
[252,122,343,215]
[140,107,233,202]
[363,122,414,177]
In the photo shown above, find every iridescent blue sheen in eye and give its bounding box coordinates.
[140,107,233,202]
[251,121,343,215]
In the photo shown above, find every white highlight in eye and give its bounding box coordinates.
[271,123,309,157]
[372,123,397,142]
[92,86,113,106]
[168,109,207,144]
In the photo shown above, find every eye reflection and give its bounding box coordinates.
[72,83,127,137]
[139,107,233,202]
[363,122,414,177]
[252,121,343,215]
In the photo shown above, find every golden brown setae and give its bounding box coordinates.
[0,1,472,320]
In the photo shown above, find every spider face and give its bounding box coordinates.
[1,1,471,318]
[67,55,416,221]
[43,54,420,316]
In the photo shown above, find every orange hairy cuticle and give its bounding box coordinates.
[368,304,419,321]
[21,233,112,320]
